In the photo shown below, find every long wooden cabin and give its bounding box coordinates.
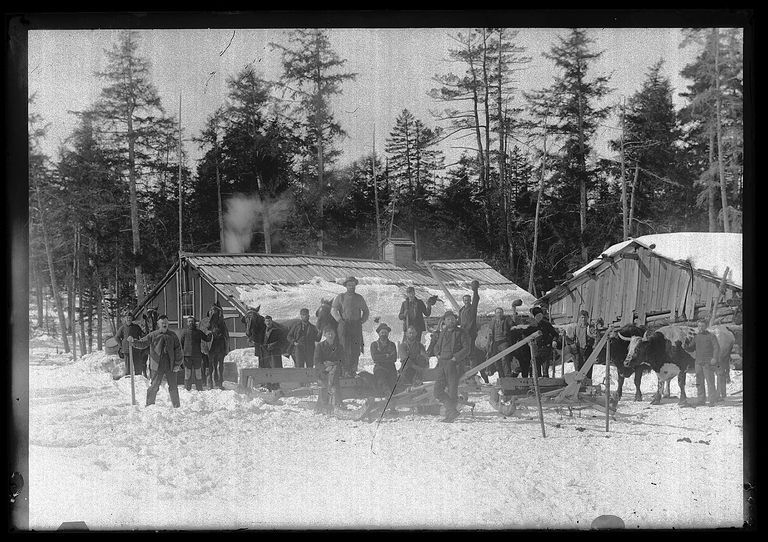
[131,251,534,352]
[536,233,742,327]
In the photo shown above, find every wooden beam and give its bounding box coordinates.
[621,252,639,260]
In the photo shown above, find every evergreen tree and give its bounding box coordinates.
[271,29,357,254]
[528,28,613,265]
[92,30,176,300]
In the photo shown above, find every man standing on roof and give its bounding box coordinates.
[129,315,183,408]
[332,276,370,377]
[432,310,471,423]
[458,280,480,375]
[398,286,436,342]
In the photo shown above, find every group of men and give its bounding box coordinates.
[115,310,228,408]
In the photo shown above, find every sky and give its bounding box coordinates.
[28,27,704,172]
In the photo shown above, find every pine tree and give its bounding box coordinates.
[92,30,176,301]
[271,29,357,254]
[531,28,613,264]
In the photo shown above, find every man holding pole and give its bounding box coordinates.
[129,315,183,408]
[115,310,146,378]
[332,276,370,377]
[432,310,471,423]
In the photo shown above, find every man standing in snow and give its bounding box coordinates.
[115,310,146,377]
[486,307,516,378]
[531,307,560,379]
[180,315,211,392]
[129,315,183,408]
[458,280,481,344]
[314,325,345,411]
[566,310,595,379]
[371,323,398,395]
[332,276,370,377]
[286,308,319,369]
[261,316,286,391]
[432,310,471,423]
[684,318,721,407]
[398,286,435,342]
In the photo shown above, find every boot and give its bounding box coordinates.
[195,379,203,392]
[184,379,192,391]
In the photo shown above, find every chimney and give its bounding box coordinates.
[382,237,416,267]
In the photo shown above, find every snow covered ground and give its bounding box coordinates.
[26,323,744,530]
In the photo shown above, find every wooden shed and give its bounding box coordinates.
[536,232,742,327]
[131,251,533,352]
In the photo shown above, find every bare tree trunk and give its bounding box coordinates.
[96,277,103,350]
[215,135,225,251]
[87,286,93,354]
[576,83,588,263]
[34,263,44,328]
[714,28,729,232]
[262,197,272,254]
[529,113,548,294]
[34,179,69,351]
[127,113,145,302]
[620,98,629,241]
[466,34,491,240]
[707,127,718,232]
[481,29,492,195]
[68,270,77,360]
[629,164,640,237]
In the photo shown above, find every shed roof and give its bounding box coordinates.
[158,252,532,315]
[539,232,742,305]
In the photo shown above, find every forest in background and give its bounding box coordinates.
[27,27,744,357]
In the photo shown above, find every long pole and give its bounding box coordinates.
[178,92,183,253]
[372,125,382,257]
[129,341,137,406]
[620,97,629,241]
[561,331,566,378]
[424,261,461,312]
[529,342,546,438]
[605,329,611,432]
[529,107,548,294]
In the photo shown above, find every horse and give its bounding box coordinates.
[315,298,338,334]
[204,301,230,388]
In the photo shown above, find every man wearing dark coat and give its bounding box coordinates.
[486,307,517,378]
[371,323,398,395]
[432,310,471,423]
[531,306,560,378]
[115,310,147,377]
[261,315,286,391]
[458,280,481,344]
[398,325,429,386]
[180,315,212,392]
[206,302,230,389]
[398,287,435,341]
[129,315,183,408]
[286,308,319,369]
[332,276,370,377]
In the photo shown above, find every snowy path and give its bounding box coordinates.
[27,339,743,530]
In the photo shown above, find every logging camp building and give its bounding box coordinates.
[131,238,535,352]
[536,232,743,327]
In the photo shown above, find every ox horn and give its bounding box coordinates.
[617,332,631,341]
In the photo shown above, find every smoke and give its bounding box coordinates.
[223,193,293,253]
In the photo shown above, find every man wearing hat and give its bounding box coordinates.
[114,310,147,378]
[531,306,560,378]
[565,309,596,379]
[129,314,183,408]
[431,310,472,422]
[260,316,286,391]
[332,276,370,377]
[286,308,319,369]
[179,315,212,391]
[371,323,398,394]
[398,287,436,341]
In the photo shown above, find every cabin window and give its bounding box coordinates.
[181,291,194,319]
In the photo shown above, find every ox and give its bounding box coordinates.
[606,324,649,401]
[623,325,696,405]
